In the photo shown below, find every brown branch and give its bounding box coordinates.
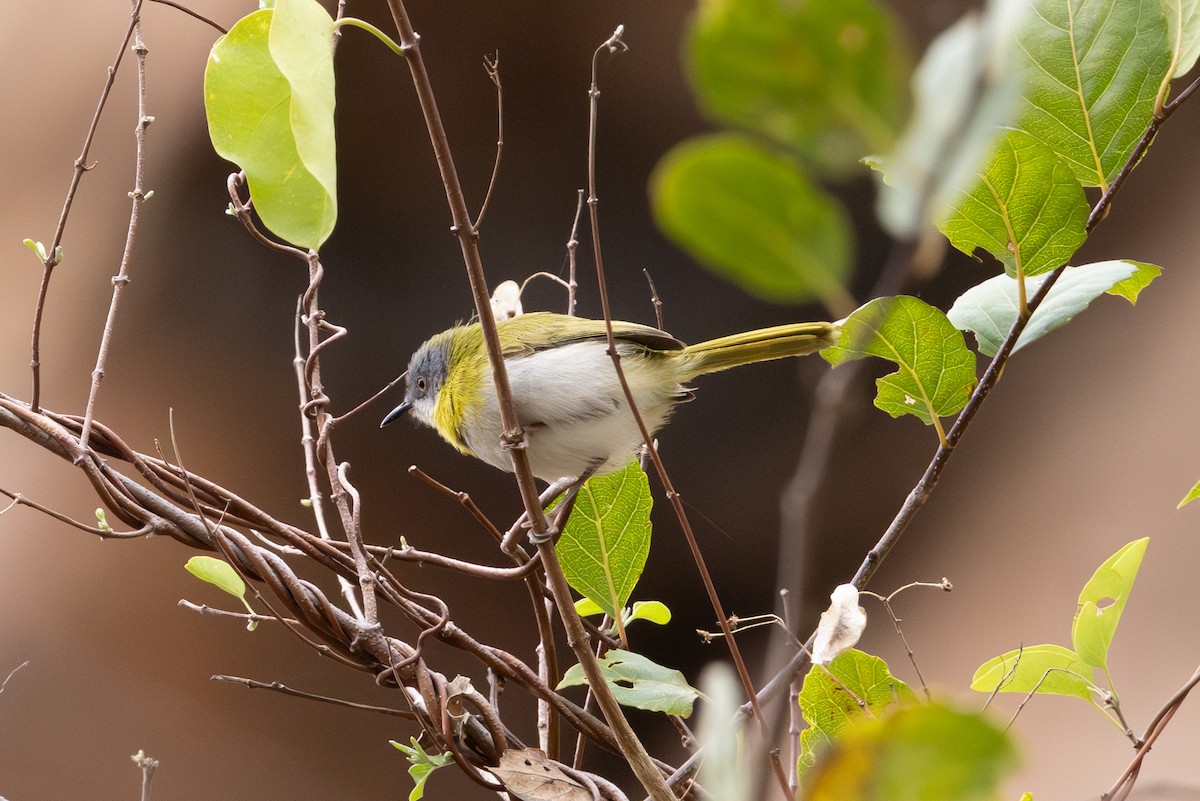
[146,0,227,33]
[29,0,146,413]
[212,674,415,719]
[580,24,785,799]
[79,13,151,452]
[381,5,673,797]
[1102,663,1200,801]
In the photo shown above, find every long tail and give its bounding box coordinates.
[675,321,839,380]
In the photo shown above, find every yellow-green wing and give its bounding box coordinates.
[496,312,684,357]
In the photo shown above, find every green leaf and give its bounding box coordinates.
[185,556,247,599]
[1105,261,1162,304]
[554,463,652,620]
[22,238,47,261]
[947,260,1146,357]
[1017,0,1170,188]
[650,134,852,307]
[821,296,977,428]
[204,0,337,249]
[1162,0,1200,79]
[629,600,671,626]
[1072,538,1149,669]
[1179,478,1200,508]
[797,649,917,775]
[874,0,1027,238]
[802,703,1016,801]
[557,649,700,716]
[686,0,910,175]
[574,597,604,617]
[390,737,453,801]
[939,128,1088,279]
[970,643,1097,701]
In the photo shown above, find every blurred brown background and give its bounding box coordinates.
[2,1,1198,798]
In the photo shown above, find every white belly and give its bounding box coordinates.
[462,341,681,481]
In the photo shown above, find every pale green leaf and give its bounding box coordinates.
[797,649,917,775]
[204,0,337,249]
[629,600,671,626]
[574,598,604,617]
[554,463,652,620]
[1018,0,1170,188]
[185,556,246,599]
[22,238,47,261]
[822,296,977,426]
[650,134,852,306]
[939,128,1088,279]
[1072,538,1149,668]
[558,649,700,716]
[947,260,1144,357]
[1179,479,1200,508]
[875,0,1027,238]
[1161,0,1200,79]
[1105,261,1162,304]
[970,643,1096,700]
[803,703,1016,801]
[686,0,910,175]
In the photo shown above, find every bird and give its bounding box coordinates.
[381,312,838,482]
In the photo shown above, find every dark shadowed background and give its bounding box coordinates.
[2,1,1199,798]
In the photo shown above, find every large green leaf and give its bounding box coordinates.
[1072,538,1149,668]
[554,463,652,620]
[205,0,337,249]
[971,643,1096,701]
[797,649,916,775]
[651,135,852,307]
[822,296,977,429]
[947,260,1156,357]
[558,649,700,716]
[939,128,1088,279]
[686,0,910,175]
[1018,0,1171,189]
[802,703,1016,801]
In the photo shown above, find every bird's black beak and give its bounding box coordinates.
[380,400,413,428]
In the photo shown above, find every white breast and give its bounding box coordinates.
[462,341,681,481]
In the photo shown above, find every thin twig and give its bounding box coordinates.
[29,0,146,412]
[642,268,664,330]
[146,0,226,33]
[581,24,787,799]
[566,189,585,315]
[0,661,30,697]
[472,53,504,229]
[80,13,152,451]
[131,750,158,801]
[212,674,416,718]
[1102,663,1200,801]
[0,486,151,537]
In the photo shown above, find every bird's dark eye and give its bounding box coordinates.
[415,375,427,392]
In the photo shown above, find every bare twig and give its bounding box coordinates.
[147,0,227,33]
[566,189,585,315]
[80,13,152,451]
[131,750,158,801]
[212,674,415,718]
[0,661,29,697]
[29,0,146,412]
[472,53,504,229]
[1103,663,1200,801]
[580,23,786,798]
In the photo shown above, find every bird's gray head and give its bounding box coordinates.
[380,334,452,429]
